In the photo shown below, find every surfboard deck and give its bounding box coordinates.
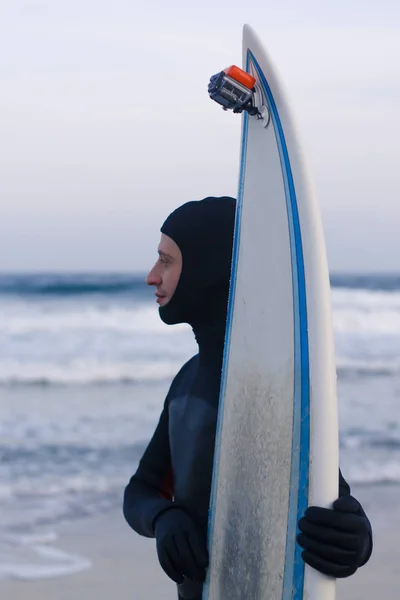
[203,25,339,600]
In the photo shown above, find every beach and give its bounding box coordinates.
[1,483,398,600]
[1,273,400,598]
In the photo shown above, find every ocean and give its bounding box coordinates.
[1,272,400,579]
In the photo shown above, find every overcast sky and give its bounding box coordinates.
[1,0,399,273]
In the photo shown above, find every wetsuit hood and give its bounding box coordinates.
[159,196,236,358]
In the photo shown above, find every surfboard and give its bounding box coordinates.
[203,25,339,600]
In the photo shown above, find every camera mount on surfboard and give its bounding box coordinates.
[208,65,270,125]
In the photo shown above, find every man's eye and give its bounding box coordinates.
[159,257,169,265]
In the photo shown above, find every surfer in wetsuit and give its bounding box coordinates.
[123,197,373,600]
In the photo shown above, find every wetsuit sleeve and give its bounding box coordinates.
[123,401,175,538]
[339,468,373,566]
[338,468,351,496]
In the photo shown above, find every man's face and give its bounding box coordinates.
[146,233,183,306]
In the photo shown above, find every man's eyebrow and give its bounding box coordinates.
[158,250,174,259]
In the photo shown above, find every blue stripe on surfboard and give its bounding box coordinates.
[202,56,250,600]
[249,51,310,600]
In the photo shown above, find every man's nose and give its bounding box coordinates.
[145,267,161,286]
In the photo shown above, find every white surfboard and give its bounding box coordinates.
[204,25,339,600]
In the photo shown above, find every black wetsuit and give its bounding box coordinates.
[123,342,361,599]
[124,349,222,537]
[123,197,371,598]
[124,196,239,598]
[124,336,223,599]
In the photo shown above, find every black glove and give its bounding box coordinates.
[154,507,209,585]
[297,495,372,578]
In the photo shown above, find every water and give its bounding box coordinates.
[0,274,194,385]
[1,272,399,578]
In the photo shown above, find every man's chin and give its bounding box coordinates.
[157,297,170,306]
[158,296,184,326]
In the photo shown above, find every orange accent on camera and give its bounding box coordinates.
[224,65,256,90]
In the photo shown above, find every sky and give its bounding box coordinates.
[1,0,399,273]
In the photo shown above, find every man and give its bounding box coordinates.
[123,197,372,600]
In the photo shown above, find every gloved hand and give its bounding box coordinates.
[297,495,372,578]
[154,507,209,585]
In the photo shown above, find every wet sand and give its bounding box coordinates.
[1,484,398,600]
